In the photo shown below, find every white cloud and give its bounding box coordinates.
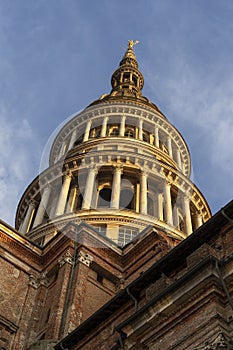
[143,52,233,212]
[0,106,40,226]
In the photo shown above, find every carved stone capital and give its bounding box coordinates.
[194,332,230,350]
[39,272,49,287]
[28,272,49,288]
[113,163,123,174]
[64,170,72,180]
[29,199,38,209]
[28,274,40,289]
[78,251,93,267]
[58,251,74,267]
[116,278,125,291]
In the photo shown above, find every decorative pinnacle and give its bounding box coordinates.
[110,39,144,96]
[128,40,139,48]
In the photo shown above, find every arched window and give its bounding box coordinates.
[108,126,119,136]
[132,75,137,86]
[125,128,135,138]
[90,127,101,138]
[120,188,134,209]
[75,137,82,145]
[97,188,112,207]
[159,140,169,154]
[76,193,83,210]
[143,132,149,143]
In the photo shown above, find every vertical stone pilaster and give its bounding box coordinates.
[66,185,78,213]
[183,195,193,235]
[82,166,98,210]
[68,129,77,150]
[65,251,94,335]
[83,120,92,142]
[176,149,182,169]
[15,274,40,349]
[47,252,74,340]
[173,206,179,228]
[119,115,126,136]
[58,143,66,159]
[140,171,148,214]
[157,192,164,220]
[193,211,203,230]
[138,118,143,140]
[21,200,37,234]
[167,135,173,158]
[111,164,123,209]
[100,116,108,137]
[55,172,72,216]
[33,185,51,228]
[154,126,160,148]
[164,181,173,225]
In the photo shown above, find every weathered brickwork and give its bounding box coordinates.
[0,216,184,349]
[1,203,233,350]
[53,203,233,350]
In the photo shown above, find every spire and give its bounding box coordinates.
[111,40,144,97]
[120,40,139,68]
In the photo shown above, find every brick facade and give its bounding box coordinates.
[54,201,233,350]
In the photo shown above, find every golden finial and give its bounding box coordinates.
[128,40,139,48]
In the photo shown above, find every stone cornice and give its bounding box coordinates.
[0,224,42,269]
[0,314,18,333]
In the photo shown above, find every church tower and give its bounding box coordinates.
[16,41,210,248]
[0,42,221,350]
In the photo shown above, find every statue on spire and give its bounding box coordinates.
[128,40,139,48]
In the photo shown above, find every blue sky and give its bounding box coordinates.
[0,0,233,225]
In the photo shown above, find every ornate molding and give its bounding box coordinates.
[78,251,93,267]
[58,251,74,267]
[28,272,49,288]
[194,332,231,349]
[39,272,49,287]
[28,274,40,289]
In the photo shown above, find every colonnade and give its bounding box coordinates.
[60,116,184,171]
[20,166,202,235]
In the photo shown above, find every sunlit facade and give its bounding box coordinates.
[16,41,210,248]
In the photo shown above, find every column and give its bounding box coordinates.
[135,183,140,213]
[140,171,148,214]
[157,192,164,220]
[167,135,173,158]
[100,116,108,137]
[154,126,160,148]
[173,206,179,228]
[119,115,126,136]
[164,181,173,225]
[110,165,122,209]
[83,120,92,142]
[82,167,97,210]
[33,185,52,228]
[55,172,72,216]
[68,129,77,150]
[138,119,143,140]
[58,143,66,159]
[48,191,58,218]
[193,211,203,230]
[176,149,182,169]
[183,195,192,235]
[21,200,37,234]
[66,185,78,213]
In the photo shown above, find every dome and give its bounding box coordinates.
[15,41,211,247]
